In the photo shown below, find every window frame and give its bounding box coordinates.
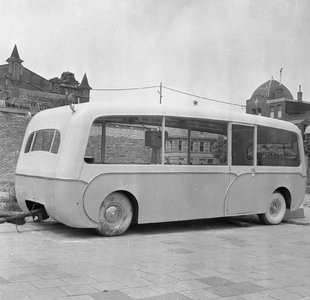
[24,129,61,154]
[199,141,204,152]
[277,105,282,118]
[270,106,275,118]
[178,140,183,152]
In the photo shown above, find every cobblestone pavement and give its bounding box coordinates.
[0,209,310,300]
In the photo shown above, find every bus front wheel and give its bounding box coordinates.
[258,192,286,225]
[96,192,133,237]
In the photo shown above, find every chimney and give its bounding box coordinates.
[297,85,302,102]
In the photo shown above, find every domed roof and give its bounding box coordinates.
[251,78,293,100]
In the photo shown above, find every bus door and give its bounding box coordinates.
[225,124,257,215]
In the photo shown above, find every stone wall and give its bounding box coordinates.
[0,110,31,183]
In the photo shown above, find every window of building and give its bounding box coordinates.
[257,108,261,116]
[277,105,282,118]
[12,62,20,80]
[270,106,274,118]
[179,140,183,152]
[200,141,204,152]
[165,140,171,152]
[252,108,261,116]
[205,142,210,152]
[190,141,194,151]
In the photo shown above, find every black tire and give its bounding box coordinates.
[96,192,133,237]
[258,192,286,225]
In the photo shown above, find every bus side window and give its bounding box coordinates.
[164,117,228,165]
[84,116,163,164]
[232,125,254,166]
[84,122,102,163]
[256,126,300,167]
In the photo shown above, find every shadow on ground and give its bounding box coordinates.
[4,214,266,240]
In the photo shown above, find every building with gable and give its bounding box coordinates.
[0,45,91,111]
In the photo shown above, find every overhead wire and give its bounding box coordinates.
[162,85,246,108]
[92,83,246,108]
[92,85,158,91]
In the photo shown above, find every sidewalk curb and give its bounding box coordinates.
[282,207,310,226]
[282,219,310,226]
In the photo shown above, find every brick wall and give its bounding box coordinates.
[85,124,152,164]
[0,110,30,183]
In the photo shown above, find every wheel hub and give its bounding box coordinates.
[105,206,121,223]
[270,200,280,216]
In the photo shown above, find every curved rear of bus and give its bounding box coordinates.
[15,104,95,228]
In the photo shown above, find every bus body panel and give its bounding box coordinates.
[83,172,184,224]
[15,174,56,212]
[226,172,257,214]
[15,174,95,228]
[253,172,306,212]
[179,170,230,219]
[226,171,306,215]
[52,180,95,227]
[82,167,306,225]
[82,165,231,224]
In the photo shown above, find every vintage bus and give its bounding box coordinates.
[15,101,307,236]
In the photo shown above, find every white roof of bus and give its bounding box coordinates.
[31,101,301,134]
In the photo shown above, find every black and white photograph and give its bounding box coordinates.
[1,1,310,299]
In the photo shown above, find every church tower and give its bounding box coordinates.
[78,73,92,103]
[6,45,23,83]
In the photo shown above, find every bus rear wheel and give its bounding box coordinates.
[258,192,286,225]
[96,192,133,237]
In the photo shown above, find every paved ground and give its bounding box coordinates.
[0,209,310,300]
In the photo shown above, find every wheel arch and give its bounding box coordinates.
[115,190,139,224]
[274,187,291,209]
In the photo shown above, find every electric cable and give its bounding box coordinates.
[92,85,158,91]
[162,85,246,108]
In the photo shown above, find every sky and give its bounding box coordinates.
[1,0,310,111]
